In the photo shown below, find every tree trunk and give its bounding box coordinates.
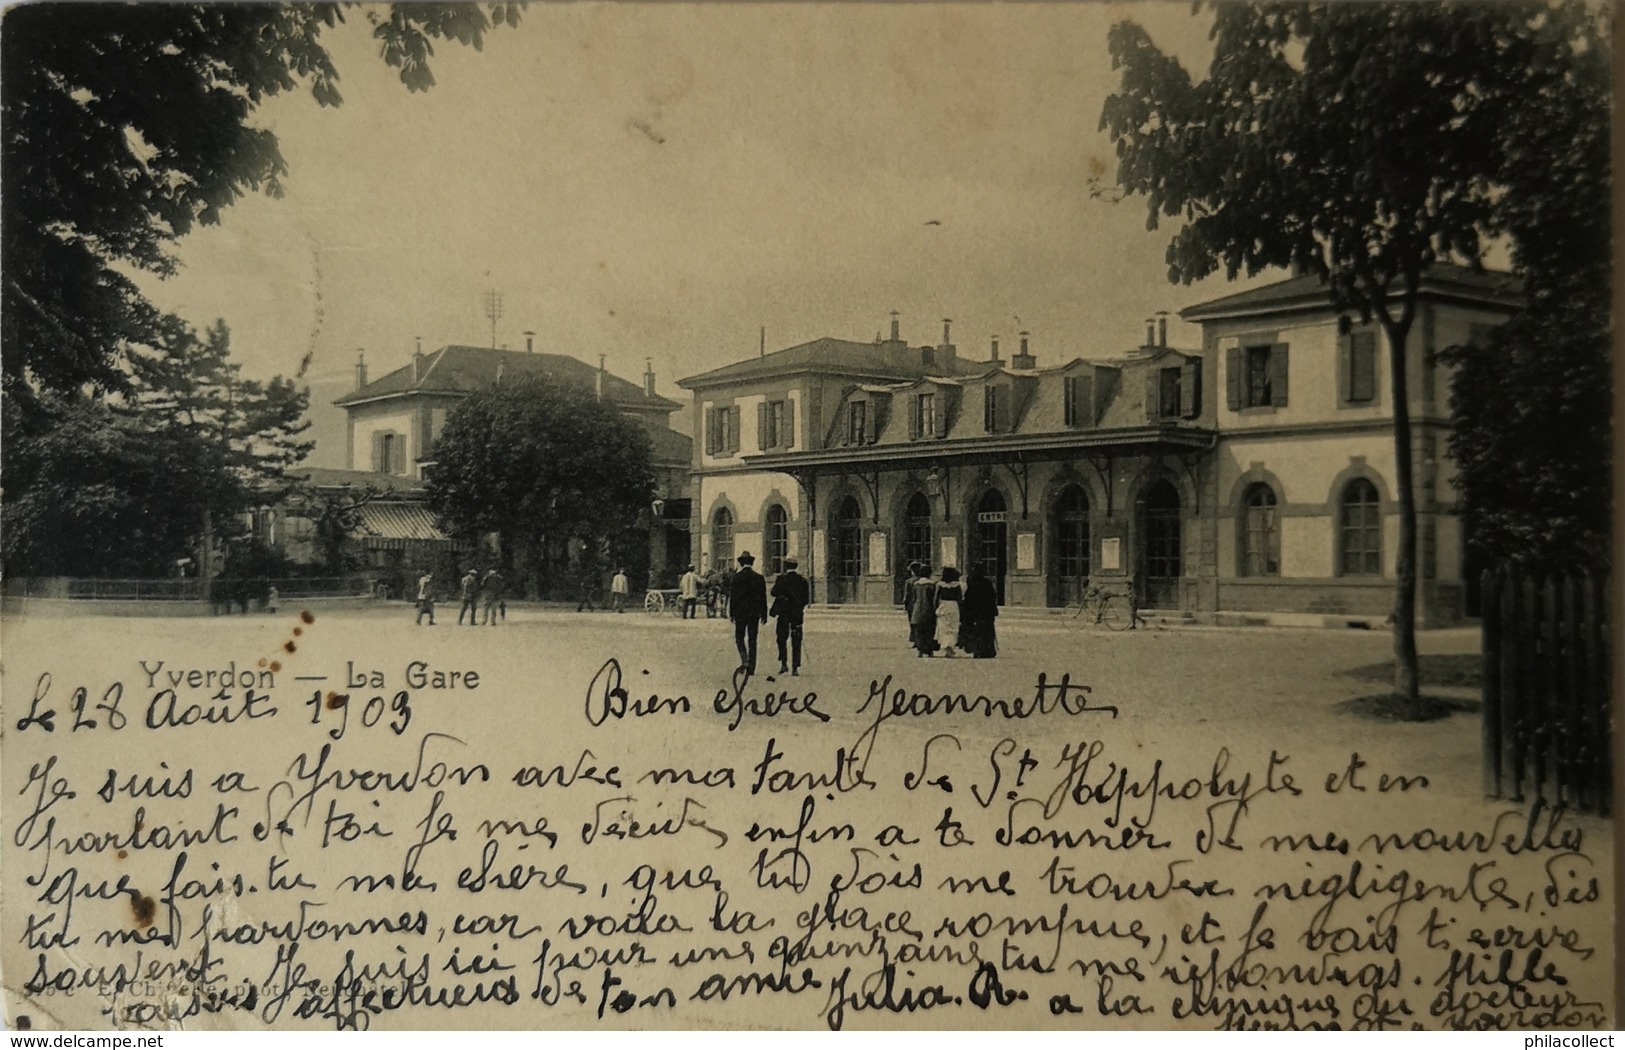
[1383,315,1423,716]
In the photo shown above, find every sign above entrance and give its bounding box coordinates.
[976,511,1008,523]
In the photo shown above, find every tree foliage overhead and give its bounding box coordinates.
[1441,2,1612,573]
[1098,1,1611,713]
[426,375,656,585]
[1,2,522,398]
[2,320,312,578]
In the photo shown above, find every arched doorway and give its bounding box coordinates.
[832,495,863,604]
[1051,484,1090,607]
[975,489,1008,605]
[1139,479,1182,609]
[896,491,932,603]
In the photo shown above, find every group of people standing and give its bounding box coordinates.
[414,567,506,626]
[905,561,997,658]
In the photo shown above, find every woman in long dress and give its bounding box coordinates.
[962,564,999,658]
[934,567,963,657]
[907,564,939,657]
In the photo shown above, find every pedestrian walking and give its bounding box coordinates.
[963,564,999,658]
[729,551,768,676]
[481,569,506,624]
[575,560,600,612]
[770,557,811,676]
[266,584,280,615]
[907,562,939,657]
[935,567,962,657]
[679,564,702,620]
[611,567,630,613]
[457,568,481,626]
[416,571,436,626]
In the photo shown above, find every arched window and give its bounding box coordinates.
[1240,483,1279,577]
[1340,478,1381,576]
[1055,484,1090,582]
[903,492,932,569]
[711,506,734,569]
[765,505,789,575]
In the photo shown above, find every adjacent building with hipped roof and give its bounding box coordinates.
[280,337,693,591]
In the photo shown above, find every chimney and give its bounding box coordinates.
[989,335,1002,364]
[921,346,936,368]
[1144,318,1156,348]
[1012,331,1037,370]
[644,357,656,398]
[941,318,952,347]
[524,330,535,354]
[890,310,901,343]
[596,354,607,401]
[412,336,424,381]
[355,349,367,391]
[1157,311,1169,348]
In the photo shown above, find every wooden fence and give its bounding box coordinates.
[1480,570,1612,815]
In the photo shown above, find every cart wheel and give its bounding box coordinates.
[644,592,664,614]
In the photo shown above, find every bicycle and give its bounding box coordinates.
[1071,580,1143,631]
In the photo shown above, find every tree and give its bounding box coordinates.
[1,3,521,400]
[1,318,311,578]
[1099,2,1606,717]
[426,376,657,597]
[1441,3,1612,574]
[299,485,382,575]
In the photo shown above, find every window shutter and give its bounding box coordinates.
[909,394,922,439]
[731,407,742,452]
[1352,333,1377,402]
[371,431,384,472]
[1144,370,1159,421]
[1181,358,1200,418]
[934,394,950,438]
[867,400,880,444]
[1062,375,1075,426]
[1270,343,1290,407]
[757,402,769,450]
[784,399,795,449]
[1337,336,1352,405]
[1225,346,1242,410]
[1077,372,1094,426]
[994,386,1011,432]
[704,409,716,454]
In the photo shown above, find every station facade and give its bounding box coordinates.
[677,267,1518,626]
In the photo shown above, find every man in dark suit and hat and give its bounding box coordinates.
[729,551,769,676]
[770,556,811,676]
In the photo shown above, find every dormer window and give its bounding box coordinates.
[909,391,937,439]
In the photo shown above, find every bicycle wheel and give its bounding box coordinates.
[1099,595,1129,631]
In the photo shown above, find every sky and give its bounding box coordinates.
[136,3,1274,467]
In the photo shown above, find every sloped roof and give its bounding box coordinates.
[1181,264,1521,321]
[646,425,693,465]
[335,345,681,411]
[679,337,986,388]
[297,467,425,494]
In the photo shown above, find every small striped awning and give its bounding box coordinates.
[356,503,452,548]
